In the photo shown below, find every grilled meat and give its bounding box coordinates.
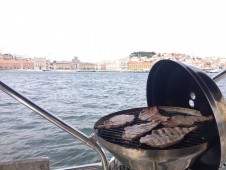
[162,115,213,127]
[122,120,160,141]
[140,126,197,148]
[96,114,135,129]
[139,107,169,122]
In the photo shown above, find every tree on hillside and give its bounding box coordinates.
[130,51,156,58]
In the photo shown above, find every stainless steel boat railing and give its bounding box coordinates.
[212,69,226,82]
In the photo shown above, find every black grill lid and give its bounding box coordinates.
[146,60,226,168]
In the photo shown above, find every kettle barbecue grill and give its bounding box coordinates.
[1,60,226,170]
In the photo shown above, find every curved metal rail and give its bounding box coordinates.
[212,69,226,82]
[0,81,109,170]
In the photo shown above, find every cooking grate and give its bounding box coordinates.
[95,108,218,150]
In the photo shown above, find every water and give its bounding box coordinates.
[0,71,225,169]
[0,71,149,169]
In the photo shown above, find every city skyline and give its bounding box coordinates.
[1,52,226,72]
[0,0,226,62]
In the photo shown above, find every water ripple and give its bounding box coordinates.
[1,71,224,169]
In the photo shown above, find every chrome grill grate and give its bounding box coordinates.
[95,108,217,150]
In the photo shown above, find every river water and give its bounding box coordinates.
[0,71,149,169]
[0,70,225,169]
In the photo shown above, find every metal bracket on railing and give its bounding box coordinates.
[0,81,109,170]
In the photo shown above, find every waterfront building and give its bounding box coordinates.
[71,57,80,70]
[0,59,34,70]
[129,57,140,62]
[46,60,51,70]
[191,59,204,68]
[218,57,226,69]
[96,62,106,71]
[80,62,96,71]
[34,57,47,70]
[105,61,117,71]
[21,59,35,69]
[202,57,219,70]
[0,60,21,70]
[115,58,128,71]
[0,53,15,60]
[127,61,154,72]
[52,61,72,70]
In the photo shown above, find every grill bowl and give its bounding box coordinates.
[94,107,217,170]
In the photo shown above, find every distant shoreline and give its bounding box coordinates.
[0,69,150,73]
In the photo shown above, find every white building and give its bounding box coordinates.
[218,57,226,69]
[115,58,128,71]
[34,57,47,70]
[71,56,80,70]
[46,60,50,70]
[105,61,117,71]
[96,62,106,71]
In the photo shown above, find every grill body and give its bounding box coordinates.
[94,60,226,170]
[95,107,215,170]
[97,134,206,170]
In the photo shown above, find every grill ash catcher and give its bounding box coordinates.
[1,60,226,170]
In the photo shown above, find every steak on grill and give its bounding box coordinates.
[139,107,169,122]
[96,114,135,129]
[122,120,160,141]
[140,126,197,148]
[162,115,213,127]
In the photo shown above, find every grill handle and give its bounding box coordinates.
[0,81,109,170]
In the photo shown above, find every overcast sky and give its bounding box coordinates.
[0,0,226,62]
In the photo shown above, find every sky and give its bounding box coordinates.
[0,0,226,62]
